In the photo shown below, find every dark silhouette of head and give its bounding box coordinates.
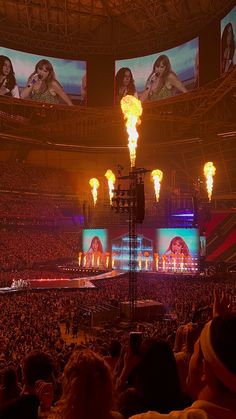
[23,350,54,390]
[134,339,182,413]
[187,314,236,399]
[53,348,114,419]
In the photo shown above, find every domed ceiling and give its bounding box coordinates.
[0,0,236,199]
[0,0,234,58]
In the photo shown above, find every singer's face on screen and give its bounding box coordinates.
[172,240,182,254]
[123,70,131,86]
[2,60,11,76]
[92,238,99,252]
[155,62,166,76]
[37,65,50,80]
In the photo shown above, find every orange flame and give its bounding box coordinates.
[203,162,216,201]
[105,169,116,205]
[89,177,100,205]
[151,169,163,202]
[120,95,143,167]
[154,253,159,271]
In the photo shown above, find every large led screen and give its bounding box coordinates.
[111,233,153,271]
[0,46,86,105]
[82,229,107,269]
[221,6,236,74]
[115,38,198,104]
[156,228,199,274]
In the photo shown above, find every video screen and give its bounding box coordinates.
[156,228,199,274]
[115,37,198,104]
[82,229,108,269]
[111,233,153,271]
[0,46,86,105]
[221,6,236,74]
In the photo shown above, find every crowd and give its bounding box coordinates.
[0,274,235,418]
[0,161,84,272]
[0,161,235,418]
[0,195,62,220]
[0,162,76,194]
[0,230,82,271]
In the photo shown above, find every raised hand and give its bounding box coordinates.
[213,288,232,317]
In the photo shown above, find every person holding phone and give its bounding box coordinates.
[118,338,183,417]
[21,59,73,105]
[129,332,143,356]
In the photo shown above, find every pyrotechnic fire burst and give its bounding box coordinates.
[151,169,163,202]
[203,162,216,201]
[120,95,143,168]
[89,178,100,206]
[105,169,116,205]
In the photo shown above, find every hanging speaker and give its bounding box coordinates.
[83,200,90,227]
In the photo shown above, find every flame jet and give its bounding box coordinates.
[204,162,216,201]
[89,178,100,205]
[120,95,143,168]
[151,169,163,202]
[105,169,116,205]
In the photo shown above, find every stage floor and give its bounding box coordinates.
[0,270,198,294]
[0,270,126,292]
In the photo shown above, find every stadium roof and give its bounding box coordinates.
[0,0,234,58]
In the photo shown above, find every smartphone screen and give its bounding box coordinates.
[129,332,142,355]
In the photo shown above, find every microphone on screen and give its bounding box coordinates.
[27,73,41,88]
[32,73,39,84]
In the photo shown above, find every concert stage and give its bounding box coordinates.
[0,270,126,293]
[0,270,200,295]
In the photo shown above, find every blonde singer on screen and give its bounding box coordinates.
[163,236,194,272]
[140,55,187,102]
[21,59,73,105]
[84,236,105,269]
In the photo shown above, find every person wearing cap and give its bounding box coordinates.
[129,292,236,419]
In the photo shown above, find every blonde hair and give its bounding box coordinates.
[50,348,114,419]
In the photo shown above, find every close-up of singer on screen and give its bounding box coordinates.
[20,59,73,105]
[0,55,20,98]
[140,54,187,102]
